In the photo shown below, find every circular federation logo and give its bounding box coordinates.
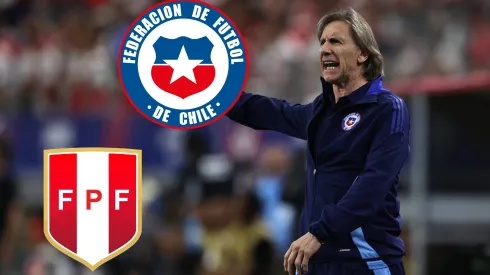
[118,0,248,129]
[342,112,361,131]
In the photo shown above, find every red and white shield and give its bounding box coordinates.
[43,148,142,271]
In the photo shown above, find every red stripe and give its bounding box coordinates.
[49,153,77,253]
[108,153,137,253]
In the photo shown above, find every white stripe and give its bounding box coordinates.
[77,152,109,265]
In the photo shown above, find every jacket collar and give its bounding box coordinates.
[320,75,383,105]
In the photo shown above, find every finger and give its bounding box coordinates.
[283,247,292,271]
[295,251,304,275]
[287,249,299,275]
[302,251,310,273]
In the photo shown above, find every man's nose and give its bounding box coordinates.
[320,45,332,55]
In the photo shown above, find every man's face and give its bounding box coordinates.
[319,20,366,86]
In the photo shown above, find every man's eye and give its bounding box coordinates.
[320,39,326,45]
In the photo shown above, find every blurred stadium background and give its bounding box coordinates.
[0,0,489,274]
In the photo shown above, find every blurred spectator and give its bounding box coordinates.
[198,191,273,275]
[254,144,295,253]
[281,148,307,238]
[229,192,274,275]
[468,6,490,70]
[0,137,21,269]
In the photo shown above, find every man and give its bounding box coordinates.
[226,7,410,275]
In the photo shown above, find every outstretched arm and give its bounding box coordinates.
[226,92,314,140]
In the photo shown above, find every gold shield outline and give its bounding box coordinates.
[43,147,143,271]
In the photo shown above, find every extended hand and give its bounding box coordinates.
[283,232,322,275]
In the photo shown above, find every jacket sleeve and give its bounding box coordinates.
[225,92,312,140]
[309,97,410,240]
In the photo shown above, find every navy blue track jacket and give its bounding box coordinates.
[226,76,410,268]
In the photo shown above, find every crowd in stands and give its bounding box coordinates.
[0,0,487,114]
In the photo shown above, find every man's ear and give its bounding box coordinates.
[358,52,368,64]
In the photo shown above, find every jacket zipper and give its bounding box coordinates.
[307,99,325,223]
[310,156,318,222]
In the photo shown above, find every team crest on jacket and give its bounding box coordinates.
[118,0,248,129]
[43,148,142,271]
[342,112,361,131]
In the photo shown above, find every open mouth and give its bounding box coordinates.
[322,61,339,70]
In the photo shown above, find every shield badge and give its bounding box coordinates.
[151,36,216,99]
[43,148,142,271]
